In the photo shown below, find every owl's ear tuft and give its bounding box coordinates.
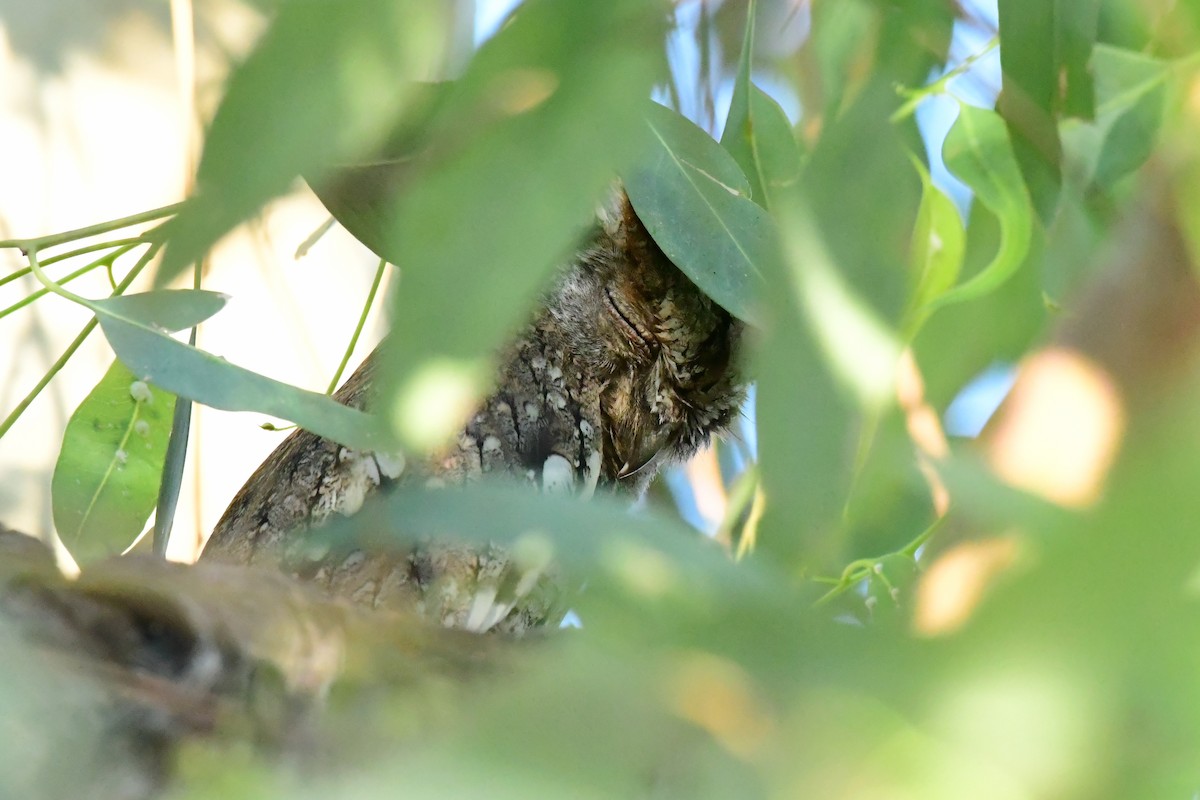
[595,183,627,238]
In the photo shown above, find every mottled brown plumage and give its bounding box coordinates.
[203,192,743,633]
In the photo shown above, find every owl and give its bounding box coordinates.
[203,191,744,633]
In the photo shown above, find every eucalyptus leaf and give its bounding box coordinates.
[307,81,451,263]
[624,102,775,325]
[96,315,385,452]
[157,0,450,281]
[373,0,667,450]
[51,360,176,564]
[722,83,804,211]
[902,156,966,337]
[92,289,229,333]
[746,88,805,207]
[749,199,857,572]
[1056,0,1100,118]
[923,102,1033,313]
[998,0,1063,222]
[1089,44,1170,190]
[807,0,875,117]
[720,0,766,204]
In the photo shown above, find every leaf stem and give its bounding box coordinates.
[812,516,944,607]
[24,248,93,308]
[0,243,160,441]
[327,258,387,394]
[891,37,999,124]
[0,244,139,322]
[153,253,204,557]
[40,237,150,268]
[0,203,181,252]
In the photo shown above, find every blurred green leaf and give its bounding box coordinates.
[801,81,920,323]
[625,102,777,325]
[158,0,450,281]
[316,480,772,611]
[912,203,1044,412]
[51,360,175,563]
[306,81,451,262]
[374,0,667,449]
[998,0,1064,223]
[805,0,875,118]
[1064,45,1170,192]
[96,316,384,452]
[1057,0,1100,118]
[924,103,1033,314]
[903,156,966,336]
[751,206,863,573]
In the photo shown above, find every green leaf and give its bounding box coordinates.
[1065,44,1171,191]
[923,102,1033,313]
[306,81,451,262]
[624,102,776,325]
[720,0,767,204]
[806,0,876,117]
[368,0,667,449]
[92,289,229,332]
[157,0,450,281]
[751,200,876,572]
[801,81,920,323]
[998,0,1064,223]
[902,156,966,337]
[96,314,385,453]
[73,293,373,462]
[1056,0,1100,118]
[51,360,176,564]
[722,80,805,210]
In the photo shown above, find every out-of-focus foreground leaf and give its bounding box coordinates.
[1057,0,1100,119]
[1064,44,1171,195]
[903,157,966,336]
[996,0,1067,223]
[749,0,946,571]
[924,103,1033,314]
[367,0,668,450]
[51,361,175,564]
[158,0,450,280]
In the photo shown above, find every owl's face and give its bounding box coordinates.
[547,194,744,485]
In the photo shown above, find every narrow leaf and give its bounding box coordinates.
[1089,45,1170,189]
[998,0,1063,222]
[96,315,385,453]
[745,87,805,208]
[373,0,667,449]
[1056,0,1100,118]
[720,0,765,203]
[715,0,801,212]
[722,80,805,211]
[158,0,449,281]
[92,289,229,333]
[902,156,966,336]
[924,103,1033,312]
[51,360,176,564]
